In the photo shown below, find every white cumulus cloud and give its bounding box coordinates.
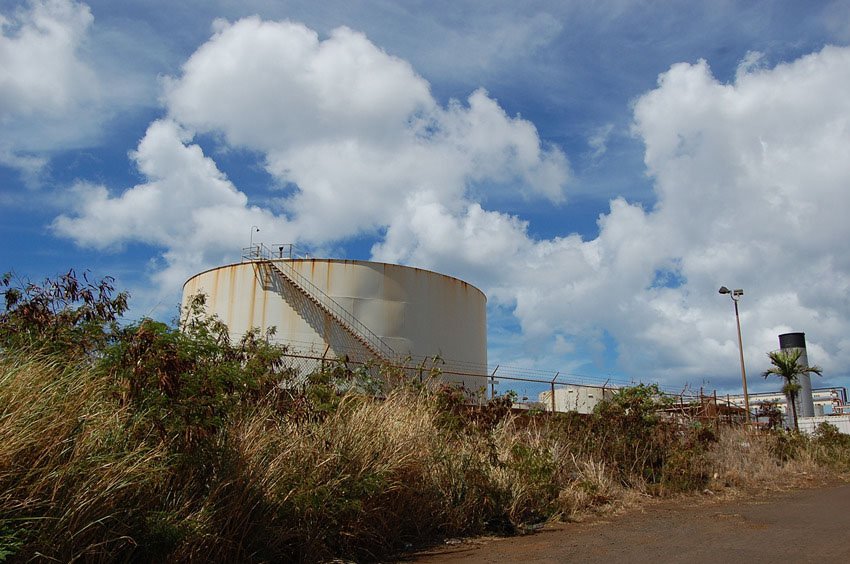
[378,45,850,389]
[57,16,569,287]
[53,119,293,290]
[0,0,96,118]
[0,0,101,172]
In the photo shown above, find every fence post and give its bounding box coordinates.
[549,371,559,413]
[550,382,556,412]
[713,390,718,428]
[490,365,499,400]
[321,344,330,374]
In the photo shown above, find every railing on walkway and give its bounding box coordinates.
[242,243,308,261]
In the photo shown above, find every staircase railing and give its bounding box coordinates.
[260,260,396,362]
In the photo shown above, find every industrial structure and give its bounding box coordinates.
[723,387,849,418]
[181,243,488,391]
[539,384,615,414]
[779,332,816,417]
[719,331,850,433]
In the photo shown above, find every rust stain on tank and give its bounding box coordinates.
[212,270,223,315]
[326,261,333,294]
[259,275,268,330]
[247,271,257,329]
[209,268,221,298]
[225,266,237,324]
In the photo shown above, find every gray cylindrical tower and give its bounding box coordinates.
[778,332,814,419]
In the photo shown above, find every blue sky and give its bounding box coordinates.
[3,0,850,396]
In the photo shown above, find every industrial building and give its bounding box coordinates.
[724,332,850,433]
[538,384,616,414]
[181,243,488,391]
[723,387,849,417]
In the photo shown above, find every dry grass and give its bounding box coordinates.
[0,351,170,561]
[707,427,783,487]
[706,426,821,490]
[2,350,848,562]
[555,457,628,519]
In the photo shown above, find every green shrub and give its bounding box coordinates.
[0,270,127,357]
[103,294,287,452]
[588,383,714,491]
[766,428,810,462]
[811,422,850,470]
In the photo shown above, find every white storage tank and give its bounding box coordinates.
[181,256,487,390]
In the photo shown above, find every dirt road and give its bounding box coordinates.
[411,482,850,563]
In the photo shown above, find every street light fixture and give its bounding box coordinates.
[719,286,750,422]
[249,225,260,252]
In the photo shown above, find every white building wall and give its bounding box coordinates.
[539,385,615,414]
[798,415,850,436]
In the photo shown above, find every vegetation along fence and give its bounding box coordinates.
[269,338,752,426]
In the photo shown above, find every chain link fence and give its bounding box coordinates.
[264,338,748,424]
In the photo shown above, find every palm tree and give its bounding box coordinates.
[763,349,822,431]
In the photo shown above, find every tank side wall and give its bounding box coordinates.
[181,263,329,353]
[286,260,486,369]
[183,261,487,388]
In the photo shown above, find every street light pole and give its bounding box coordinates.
[719,286,750,422]
[249,225,260,254]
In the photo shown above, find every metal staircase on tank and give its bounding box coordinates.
[244,245,396,363]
